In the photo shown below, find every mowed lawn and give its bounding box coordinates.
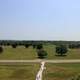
[0,63,39,80]
[0,45,80,59]
[43,63,80,80]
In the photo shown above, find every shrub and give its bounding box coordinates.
[25,44,30,48]
[32,44,36,48]
[37,49,47,59]
[0,46,3,53]
[37,44,43,50]
[12,44,17,48]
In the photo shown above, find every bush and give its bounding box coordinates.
[37,44,43,50]
[25,44,30,48]
[12,44,17,48]
[37,49,47,59]
[56,45,68,56]
[0,46,3,53]
[32,44,36,49]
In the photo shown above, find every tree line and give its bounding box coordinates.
[0,40,80,46]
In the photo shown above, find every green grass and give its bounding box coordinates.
[0,46,37,60]
[0,63,39,80]
[0,45,80,60]
[44,45,80,59]
[43,63,80,80]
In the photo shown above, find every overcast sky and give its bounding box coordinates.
[0,0,80,41]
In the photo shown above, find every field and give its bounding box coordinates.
[0,46,37,60]
[0,45,80,60]
[0,63,39,80]
[43,63,80,80]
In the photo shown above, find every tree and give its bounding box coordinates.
[12,44,17,48]
[37,44,43,50]
[37,49,47,59]
[56,45,68,56]
[0,46,3,53]
[25,44,30,48]
[32,44,36,49]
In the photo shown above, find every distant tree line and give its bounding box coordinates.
[0,40,80,46]
[69,44,80,49]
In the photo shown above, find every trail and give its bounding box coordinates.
[36,62,45,80]
[0,60,80,64]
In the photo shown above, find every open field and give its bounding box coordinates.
[0,45,80,60]
[43,63,80,80]
[0,46,37,60]
[0,63,39,80]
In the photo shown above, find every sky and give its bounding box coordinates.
[0,0,80,41]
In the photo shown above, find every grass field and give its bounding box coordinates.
[0,46,37,60]
[0,63,39,80]
[0,45,80,60]
[43,63,80,80]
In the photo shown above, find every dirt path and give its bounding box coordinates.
[0,59,80,63]
[36,62,45,80]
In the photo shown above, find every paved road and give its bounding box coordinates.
[0,60,80,64]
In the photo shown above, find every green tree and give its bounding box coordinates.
[12,44,17,48]
[0,46,3,53]
[37,49,47,59]
[25,44,30,48]
[56,45,68,56]
[37,44,43,50]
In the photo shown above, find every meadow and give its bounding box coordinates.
[0,45,80,60]
[0,63,39,80]
[43,63,80,80]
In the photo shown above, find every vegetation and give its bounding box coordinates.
[37,49,47,59]
[0,45,80,59]
[43,63,80,80]
[37,44,43,50]
[25,44,30,48]
[0,40,80,59]
[0,63,39,80]
[69,44,80,49]
[0,40,80,46]
[0,46,3,53]
[70,75,80,80]
[56,45,68,56]
[32,44,37,49]
[12,44,17,48]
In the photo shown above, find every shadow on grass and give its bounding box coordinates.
[37,56,47,59]
[55,54,67,57]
